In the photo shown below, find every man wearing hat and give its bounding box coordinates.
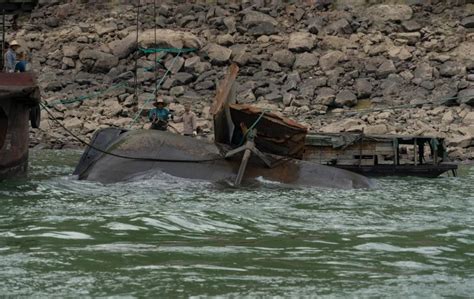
[148,97,171,130]
[4,40,20,73]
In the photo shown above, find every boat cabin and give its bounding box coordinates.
[304,133,457,177]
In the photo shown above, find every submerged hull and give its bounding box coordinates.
[333,164,458,178]
[74,128,373,189]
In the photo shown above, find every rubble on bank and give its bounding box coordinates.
[9,0,474,160]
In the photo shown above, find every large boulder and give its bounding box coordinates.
[79,49,119,73]
[355,78,372,98]
[458,89,474,106]
[438,61,466,77]
[413,63,433,81]
[367,5,413,23]
[376,59,396,78]
[315,87,336,106]
[319,51,344,71]
[109,33,137,59]
[203,43,232,65]
[139,29,202,50]
[242,11,278,36]
[293,52,318,69]
[335,90,357,107]
[242,10,278,27]
[272,49,295,67]
[365,124,388,135]
[461,16,474,28]
[288,32,317,52]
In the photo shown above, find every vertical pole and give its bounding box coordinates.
[393,138,399,166]
[419,143,424,165]
[1,10,5,71]
[133,1,140,104]
[234,148,251,186]
[414,138,418,166]
[153,0,157,98]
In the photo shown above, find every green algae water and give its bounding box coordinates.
[0,150,473,297]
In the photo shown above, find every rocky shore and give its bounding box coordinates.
[9,0,474,160]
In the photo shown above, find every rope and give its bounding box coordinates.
[239,110,269,146]
[306,95,470,121]
[153,0,157,99]
[39,102,224,164]
[140,47,197,54]
[43,82,129,108]
[129,49,183,128]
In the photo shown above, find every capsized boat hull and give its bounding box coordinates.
[74,128,374,189]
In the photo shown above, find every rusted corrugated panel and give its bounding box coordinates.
[229,104,307,132]
[229,104,308,159]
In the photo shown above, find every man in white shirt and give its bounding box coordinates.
[174,103,197,137]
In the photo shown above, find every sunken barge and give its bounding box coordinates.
[0,72,40,180]
[304,133,457,177]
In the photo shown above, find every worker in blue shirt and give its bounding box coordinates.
[4,40,20,73]
[148,98,171,131]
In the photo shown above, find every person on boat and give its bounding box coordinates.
[148,98,171,131]
[15,51,28,73]
[4,40,20,73]
[174,103,197,137]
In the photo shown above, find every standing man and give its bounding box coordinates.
[4,40,20,73]
[174,103,197,137]
[148,98,171,131]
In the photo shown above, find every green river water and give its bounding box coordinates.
[0,149,473,298]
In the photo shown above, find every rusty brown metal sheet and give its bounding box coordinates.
[0,73,37,87]
[229,104,308,159]
[210,64,239,116]
[0,72,40,103]
[229,104,308,132]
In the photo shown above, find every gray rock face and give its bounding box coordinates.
[242,10,278,36]
[461,15,474,28]
[248,23,277,36]
[335,90,357,107]
[293,52,318,69]
[272,49,295,67]
[458,89,474,106]
[174,72,194,85]
[109,39,134,60]
[262,61,281,72]
[79,49,119,73]
[242,10,278,27]
[413,63,433,81]
[376,59,396,78]
[165,56,185,74]
[283,71,301,91]
[63,45,80,58]
[288,32,317,52]
[204,43,232,64]
[325,18,352,35]
[402,19,422,32]
[319,51,344,71]
[367,4,413,23]
[355,78,372,99]
[223,16,236,33]
[439,61,465,77]
[316,87,336,106]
